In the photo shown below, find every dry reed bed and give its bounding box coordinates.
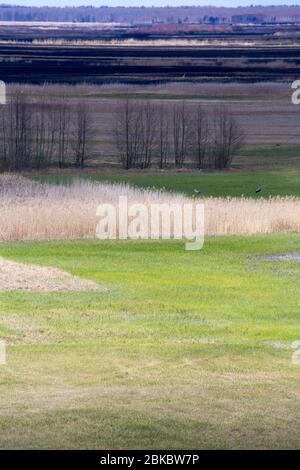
[0,174,299,241]
[9,38,298,48]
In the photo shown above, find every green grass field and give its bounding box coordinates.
[32,143,300,198]
[0,235,300,449]
[35,169,300,199]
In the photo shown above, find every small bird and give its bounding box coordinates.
[256,186,262,194]
[193,189,201,195]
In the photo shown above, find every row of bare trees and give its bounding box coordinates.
[0,92,243,171]
[0,91,93,171]
[115,100,244,170]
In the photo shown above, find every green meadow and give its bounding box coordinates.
[34,170,300,199]
[0,235,300,449]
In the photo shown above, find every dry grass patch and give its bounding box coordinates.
[0,256,101,292]
[0,313,52,344]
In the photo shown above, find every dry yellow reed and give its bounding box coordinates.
[0,174,299,241]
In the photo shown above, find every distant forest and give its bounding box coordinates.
[1,5,300,25]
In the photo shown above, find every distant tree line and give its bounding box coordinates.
[0,90,93,171]
[0,5,299,25]
[115,100,244,170]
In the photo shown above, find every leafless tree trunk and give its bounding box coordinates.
[31,101,57,168]
[0,108,8,171]
[137,100,157,169]
[212,106,244,169]
[172,101,190,168]
[5,90,32,170]
[192,105,208,169]
[72,101,93,168]
[115,98,133,169]
[157,103,170,169]
[56,96,71,169]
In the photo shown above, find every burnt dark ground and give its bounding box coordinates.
[2,43,300,84]
[2,22,300,84]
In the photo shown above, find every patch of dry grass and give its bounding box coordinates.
[0,256,101,292]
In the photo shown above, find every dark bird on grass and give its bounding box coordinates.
[256,186,262,194]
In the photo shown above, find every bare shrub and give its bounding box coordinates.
[157,103,171,169]
[115,99,244,170]
[115,99,158,169]
[31,100,57,169]
[172,101,192,168]
[136,100,158,169]
[55,96,72,169]
[115,99,134,169]
[211,106,244,169]
[0,89,76,171]
[191,105,209,169]
[72,101,93,169]
[0,89,32,171]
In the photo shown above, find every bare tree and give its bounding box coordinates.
[72,101,93,168]
[137,100,157,169]
[212,106,244,169]
[31,100,57,169]
[0,107,8,171]
[55,96,71,168]
[115,98,133,169]
[115,99,157,169]
[192,105,208,169]
[157,103,170,169]
[172,101,191,168]
[129,101,143,169]
[5,89,32,170]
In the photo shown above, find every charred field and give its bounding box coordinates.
[2,23,300,83]
[2,43,300,84]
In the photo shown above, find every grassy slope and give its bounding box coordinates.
[0,235,300,449]
[35,170,300,198]
[33,143,300,198]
